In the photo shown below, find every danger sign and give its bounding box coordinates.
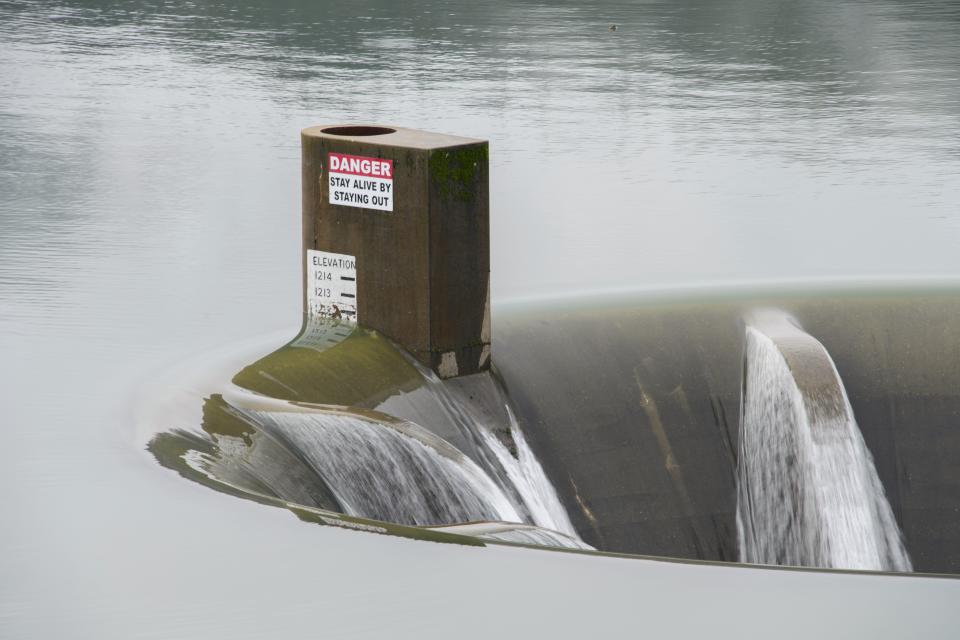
[328,152,393,212]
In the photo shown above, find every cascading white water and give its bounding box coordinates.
[184,344,588,547]
[479,406,580,538]
[736,316,912,571]
[244,409,522,527]
[401,356,584,540]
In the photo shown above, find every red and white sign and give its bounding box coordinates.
[328,152,393,212]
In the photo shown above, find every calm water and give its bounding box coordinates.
[2,1,959,637]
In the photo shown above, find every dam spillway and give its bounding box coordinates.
[736,312,911,571]
[148,288,960,574]
[484,289,960,572]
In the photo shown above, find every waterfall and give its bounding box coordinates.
[241,408,522,527]
[400,356,583,539]
[169,335,588,547]
[479,406,580,538]
[174,380,589,549]
[736,312,912,571]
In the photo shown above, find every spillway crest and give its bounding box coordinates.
[736,313,912,571]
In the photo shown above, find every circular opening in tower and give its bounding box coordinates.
[321,126,396,137]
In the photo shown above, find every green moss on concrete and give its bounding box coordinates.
[429,144,488,203]
[232,326,423,407]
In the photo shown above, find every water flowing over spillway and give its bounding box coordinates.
[736,312,912,571]
[169,365,590,549]
[479,407,579,538]
[241,409,522,527]
[401,357,584,538]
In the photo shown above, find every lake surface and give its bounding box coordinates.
[2,1,959,637]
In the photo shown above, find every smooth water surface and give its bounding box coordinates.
[2,1,960,637]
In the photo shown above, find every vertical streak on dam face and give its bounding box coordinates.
[736,313,912,571]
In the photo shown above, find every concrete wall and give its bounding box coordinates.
[493,289,960,573]
[494,297,743,561]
